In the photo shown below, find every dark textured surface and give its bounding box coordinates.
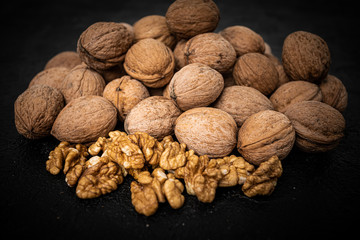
[1,0,360,239]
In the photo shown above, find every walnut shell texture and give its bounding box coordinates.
[320,74,348,112]
[14,85,64,139]
[184,33,236,73]
[124,38,175,88]
[237,110,295,165]
[165,0,220,39]
[213,86,274,127]
[28,67,70,91]
[282,31,331,82]
[174,107,238,158]
[168,63,224,111]
[124,96,181,140]
[44,51,82,70]
[51,95,117,143]
[284,101,345,153]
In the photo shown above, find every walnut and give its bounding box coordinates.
[124,38,175,88]
[159,138,187,170]
[163,173,185,209]
[282,31,330,82]
[28,67,70,91]
[131,181,159,216]
[133,15,176,49]
[76,156,123,199]
[44,51,82,70]
[51,95,117,143]
[320,74,348,112]
[173,39,187,70]
[275,64,290,87]
[237,110,295,165]
[61,63,106,104]
[213,86,274,127]
[77,22,134,71]
[270,81,322,113]
[167,63,224,111]
[102,75,150,121]
[175,107,238,158]
[165,0,220,39]
[124,96,181,140]
[284,101,345,153]
[219,25,265,56]
[14,85,64,139]
[184,33,236,73]
[233,52,279,96]
[46,141,71,175]
[242,155,283,197]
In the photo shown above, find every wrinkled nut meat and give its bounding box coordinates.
[320,74,348,113]
[44,51,82,70]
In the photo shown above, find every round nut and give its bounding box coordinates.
[270,80,322,113]
[174,107,238,158]
[213,86,274,127]
[102,75,150,121]
[184,32,236,73]
[233,52,279,96]
[51,95,117,143]
[168,63,224,111]
[124,38,175,88]
[28,67,70,91]
[319,74,348,112]
[77,22,134,71]
[237,110,295,165]
[284,101,345,153]
[219,25,265,56]
[44,51,82,70]
[165,0,220,39]
[124,96,181,140]
[282,31,330,82]
[14,85,64,139]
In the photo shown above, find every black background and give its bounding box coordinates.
[1,0,360,239]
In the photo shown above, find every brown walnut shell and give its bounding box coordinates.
[174,107,238,158]
[51,95,117,143]
[165,0,220,39]
[28,67,70,91]
[173,39,187,70]
[282,31,330,82]
[284,101,345,153]
[14,85,64,139]
[237,110,295,165]
[320,74,348,112]
[44,51,82,70]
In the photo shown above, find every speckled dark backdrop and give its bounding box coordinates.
[1,0,360,239]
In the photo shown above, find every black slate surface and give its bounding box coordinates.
[1,0,360,239]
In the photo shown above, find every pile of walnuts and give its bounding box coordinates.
[14,0,347,216]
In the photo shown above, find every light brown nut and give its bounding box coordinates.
[284,101,345,153]
[282,31,330,82]
[61,64,106,104]
[124,38,175,88]
[173,39,187,70]
[270,81,322,113]
[233,52,279,96]
[275,64,290,87]
[237,110,295,166]
[213,86,274,127]
[163,173,185,209]
[242,155,283,197]
[133,15,176,49]
[165,0,220,39]
[131,181,159,216]
[168,63,224,111]
[77,22,134,71]
[44,51,82,70]
[184,33,236,73]
[28,67,70,91]
[320,74,348,112]
[102,75,150,121]
[46,141,71,175]
[124,96,181,140]
[159,140,187,170]
[14,85,64,139]
[219,25,265,56]
[175,107,238,158]
[51,95,117,143]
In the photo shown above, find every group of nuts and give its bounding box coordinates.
[14,0,347,216]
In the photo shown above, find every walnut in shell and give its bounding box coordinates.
[44,51,82,70]
[124,96,181,140]
[51,95,117,143]
[167,63,224,111]
[319,74,348,112]
[173,39,187,70]
[282,31,331,82]
[174,107,238,158]
[28,67,70,91]
[284,101,345,153]
[184,33,236,73]
[165,0,220,39]
[102,75,150,121]
[14,85,64,139]
[124,38,175,88]
[237,110,295,165]
[213,86,274,127]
